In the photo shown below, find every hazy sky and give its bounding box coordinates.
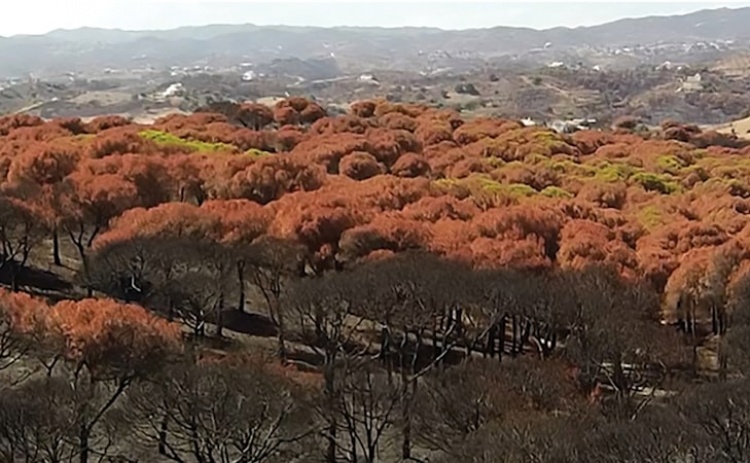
[2,1,750,37]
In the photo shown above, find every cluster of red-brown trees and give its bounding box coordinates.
[3,97,750,462]
[3,99,750,323]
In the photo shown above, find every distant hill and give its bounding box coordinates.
[2,7,750,77]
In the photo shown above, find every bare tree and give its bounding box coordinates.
[335,359,402,463]
[0,373,136,463]
[287,271,369,463]
[577,405,698,463]
[434,410,583,463]
[413,360,513,458]
[89,238,236,337]
[678,379,750,463]
[127,357,315,463]
[0,298,27,373]
[413,357,576,459]
[559,267,677,414]
[245,237,305,360]
[86,237,161,305]
[356,253,497,460]
[168,269,223,338]
[0,197,48,291]
[465,268,533,360]
[0,377,78,463]
[724,271,750,377]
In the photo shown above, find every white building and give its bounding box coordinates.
[678,73,703,93]
[161,83,185,98]
[358,74,380,86]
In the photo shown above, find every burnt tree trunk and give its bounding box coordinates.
[432,318,440,361]
[273,295,288,362]
[52,227,61,266]
[78,424,90,463]
[498,315,507,361]
[401,393,412,460]
[520,319,532,353]
[8,260,19,292]
[237,261,245,313]
[324,353,337,463]
[712,305,718,336]
[401,330,423,461]
[158,415,168,455]
[215,293,225,338]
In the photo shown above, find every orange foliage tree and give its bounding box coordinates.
[4,140,81,264]
[0,197,48,290]
[58,171,140,291]
[0,289,182,463]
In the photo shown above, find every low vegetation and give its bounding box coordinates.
[140,128,237,153]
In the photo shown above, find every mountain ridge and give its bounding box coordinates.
[2,6,750,77]
[6,6,744,38]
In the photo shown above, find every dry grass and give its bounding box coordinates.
[710,115,750,139]
[71,90,133,106]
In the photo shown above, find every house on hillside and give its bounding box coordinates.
[358,74,380,86]
[160,83,185,99]
[678,73,704,93]
[548,118,596,134]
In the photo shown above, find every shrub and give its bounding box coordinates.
[246,148,273,158]
[540,186,574,199]
[637,205,665,229]
[630,172,680,194]
[655,155,688,175]
[140,129,236,153]
[593,162,640,182]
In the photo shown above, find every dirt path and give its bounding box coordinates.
[11,100,48,115]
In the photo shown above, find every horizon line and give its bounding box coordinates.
[2,4,745,39]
